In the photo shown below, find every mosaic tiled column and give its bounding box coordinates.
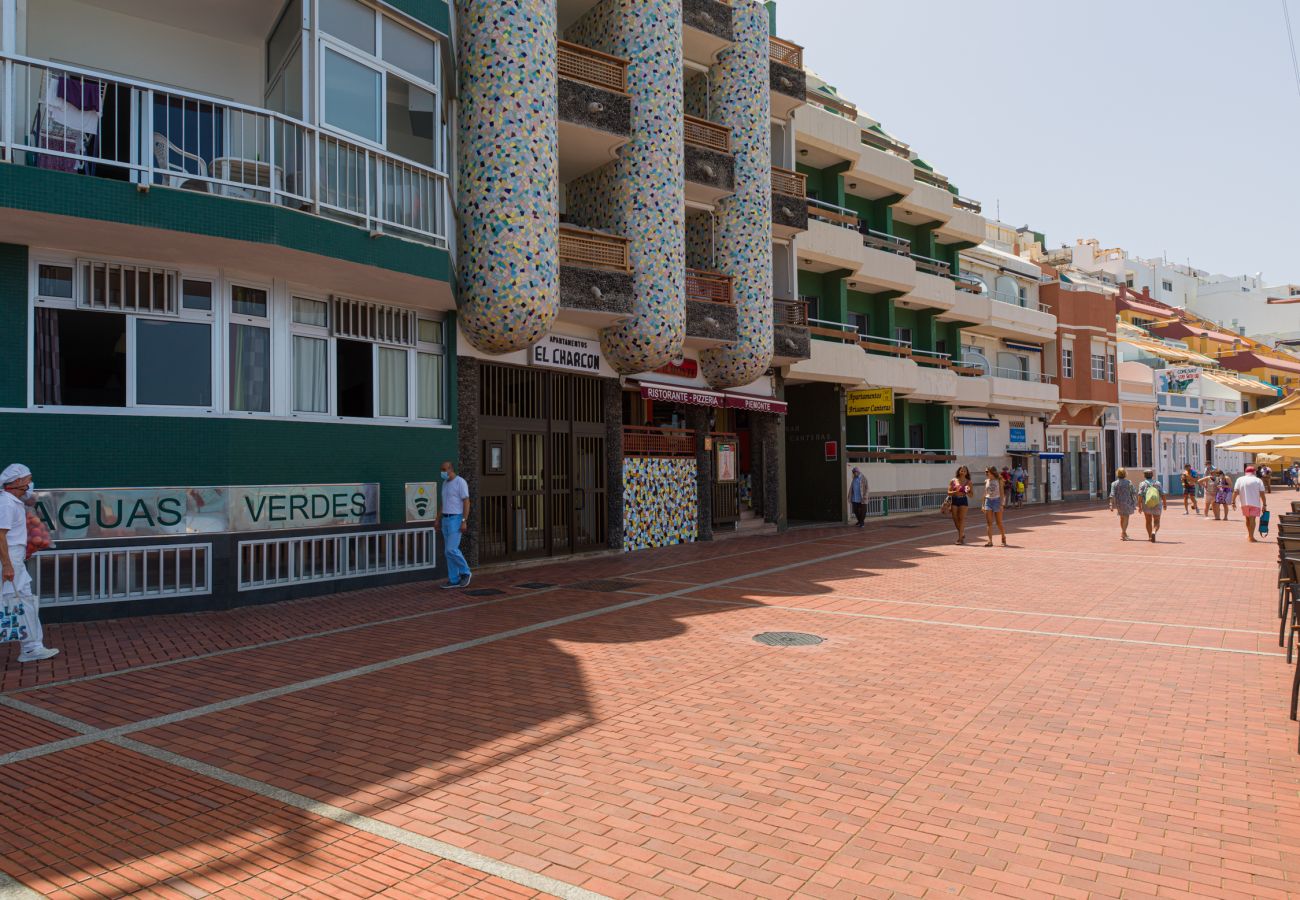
[700,1,773,389]
[455,0,558,353]
[567,0,685,374]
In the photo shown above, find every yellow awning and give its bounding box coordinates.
[1206,392,1300,434]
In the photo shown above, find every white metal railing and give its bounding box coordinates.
[862,228,911,255]
[1038,303,1052,314]
[992,367,1055,383]
[951,273,983,293]
[808,317,858,334]
[911,254,952,276]
[0,53,449,246]
[32,543,212,606]
[846,445,956,464]
[238,527,436,591]
[990,289,1024,306]
[859,332,911,351]
[912,348,952,361]
[806,197,859,228]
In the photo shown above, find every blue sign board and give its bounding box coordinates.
[1009,427,1027,446]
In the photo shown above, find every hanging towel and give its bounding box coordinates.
[56,75,102,112]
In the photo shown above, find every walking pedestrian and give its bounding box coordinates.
[434,460,472,589]
[1259,463,1273,495]
[1291,462,1299,491]
[1197,470,1217,518]
[1231,465,1268,544]
[0,464,58,663]
[1011,463,1027,508]
[1180,464,1199,515]
[1108,467,1137,541]
[947,465,973,545]
[1136,468,1167,542]
[848,467,869,528]
[983,466,1008,547]
[1213,470,1233,521]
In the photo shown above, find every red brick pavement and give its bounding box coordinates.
[2,504,1298,898]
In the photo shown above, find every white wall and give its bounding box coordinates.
[27,0,264,104]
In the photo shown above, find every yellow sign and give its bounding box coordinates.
[847,388,894,416]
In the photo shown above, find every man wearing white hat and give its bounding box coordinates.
[0,463,58,663]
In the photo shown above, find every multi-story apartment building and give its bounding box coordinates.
[0,0,457,616]
[453,0,804,561]
[1040,270,1119,501]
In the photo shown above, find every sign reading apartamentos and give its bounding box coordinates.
[530,333,602,374]
[846,388,894,416]
[31,484,379,541]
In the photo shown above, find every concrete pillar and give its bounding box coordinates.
[455,357,481,567]
[700,0,773,389]
[690,406,714,541]
[603,378,625,550]
[455,0,559,353]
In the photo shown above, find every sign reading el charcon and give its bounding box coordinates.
[32,484,379,541]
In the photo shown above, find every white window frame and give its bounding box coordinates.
[1061,347,1074,379]
[290,293,334,416]
[1090,353,1106,380]
[227,280,276,416]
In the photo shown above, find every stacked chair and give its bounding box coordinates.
[1279,501,1300,751]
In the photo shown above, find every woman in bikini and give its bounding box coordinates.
[948,466,973,545]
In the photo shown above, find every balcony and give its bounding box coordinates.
[771,166,809,238]
[624,426,696,458]
[684,267,738,347]
[847,129,917,200]
[684,114,735,203]
[895,178,954,226]
[990,368,1059,412]
[684,0,735,66]
[937,203,986,246]
[1,52,448,239]
[986,290,1058,341]
[558,41,631,181]
[769,37,806,118]
[847,446,956,465]
[798,205,916,294]
[773,298,811,365]
[558,225,634,325]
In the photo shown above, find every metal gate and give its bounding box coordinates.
[478,365,607,563]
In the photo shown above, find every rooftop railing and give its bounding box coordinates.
[684,114,732,153]
[771,165,807,198]
[685,268,734,304]
[557,40,629,93]
[769,36,804,69]
[558,224,631,272]
[0,53,449,246]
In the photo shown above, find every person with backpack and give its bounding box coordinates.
[1136,468,1167,542]
[1108,468,1138,541]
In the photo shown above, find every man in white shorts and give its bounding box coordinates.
[1232,465,1268,544]
[0,463,59,663]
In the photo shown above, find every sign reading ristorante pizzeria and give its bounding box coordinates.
[639,382,725,408]
[530,333,602,374]
[31,484,379,541]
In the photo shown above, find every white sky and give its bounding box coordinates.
[775,0,1300,283]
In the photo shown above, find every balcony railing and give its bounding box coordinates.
[806,197,858,228]
[847,445,956,464]
[769,36,804,69]
[913,168,950,191]
[860,129,910,158]
[859,333,911,358]
[1038,302,1053,314]
[805,90,858,120]
[684,114,732,153]
[992,368,1055,384]
[0,53,449,246]
[775,298,809,327]
[952,273,983,294]
[808,317,859,342]
[557,40,629,93]
[911,254,952,277]
[559,224,631,272]
[623,426,696,458]
[912,349,953,368]
[685,268,734,304]
[953,195,982,214]
[863,228,911,256]
[771,165,807,198]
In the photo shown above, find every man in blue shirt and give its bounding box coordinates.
[435,460,472,589]
[848,467,869,528]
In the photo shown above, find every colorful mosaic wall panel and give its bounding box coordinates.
[568,0,686,376]
[623,457,699,551]
[700,0,774,390]
[455,0,559,354]
[685,210,713,270]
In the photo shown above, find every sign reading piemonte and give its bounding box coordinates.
[846,388,894,416]
[31,484,379,541]
[530,333,602,375]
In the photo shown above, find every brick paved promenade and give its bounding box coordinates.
[1,504,1296,899]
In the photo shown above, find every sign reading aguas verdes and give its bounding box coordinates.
[31,484,379,541]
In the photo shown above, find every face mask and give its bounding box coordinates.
[24,484,34,500]
[440,471,450,482]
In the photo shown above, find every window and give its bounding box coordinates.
[229,285,271,413]
[37,265,73,299]
[1061,347,1074,379]
[848,312,869,338]
[1047,434,1062,453]
[1121,432,1137,467]
[1224,400,1239,412]
[183,280,213,312]
[1162,279,1173,292]
[1091,354,1106,380]
[894,326,912,345]
[292,298,330,414]
[1107,353,1116,383]
[322,47,383,143]
[961,427,989,457]
[81,261,176,313]
[1203,398,1217,412]
[416,318,446,420]
[1140,433,1153,467]
[321,0,377,53]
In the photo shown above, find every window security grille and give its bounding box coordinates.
[32,543,211,606]
[331,297,417,346]
[79,260,178,314]
[238,527,435,591]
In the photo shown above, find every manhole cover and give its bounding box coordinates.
[570,578,644,592]
[753,632,824,647]
[516,582,555,590]
[464,588,505,597]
